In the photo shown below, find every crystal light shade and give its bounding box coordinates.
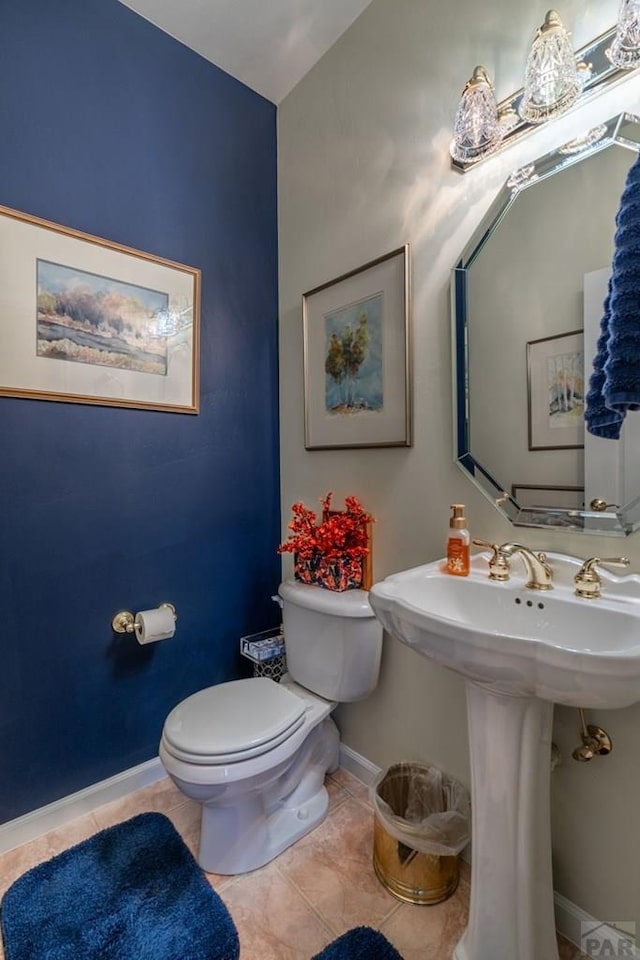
[608,0,640,67]
[520,10,584,123]
[449,66,504,163]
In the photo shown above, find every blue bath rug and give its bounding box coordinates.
[312,926,404,960]
[0,812,239,960]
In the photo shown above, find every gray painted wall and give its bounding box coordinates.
[278,0,640,928]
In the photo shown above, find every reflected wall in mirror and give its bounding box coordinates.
[453,113,640,536]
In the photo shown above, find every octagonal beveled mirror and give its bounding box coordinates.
[452,112,640,536]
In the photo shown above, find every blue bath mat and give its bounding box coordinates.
[0,812,239,960]
[312,926,404,960]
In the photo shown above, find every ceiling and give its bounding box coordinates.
[119,0,375,104]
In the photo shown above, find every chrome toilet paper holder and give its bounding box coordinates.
[111,602,177,635]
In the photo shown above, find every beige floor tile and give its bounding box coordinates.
[163,800,202,860]
[277,797,398,936]
[92,776,186,830]
[379,882,468,960]
[328,768,372,808]
[557,937,575,959]
[557,935,588,959]
[204,869,236,894]
[222,861,333,960]
[325,775,349,811]
[0,767,581,960]
[0,812,99,900]
[438,884,471,956]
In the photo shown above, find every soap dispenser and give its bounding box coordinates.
[447,504,470,576]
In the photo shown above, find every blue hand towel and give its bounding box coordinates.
[585,151,640,438]
[584,279,626,438]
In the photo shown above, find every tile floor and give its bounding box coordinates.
[0,768,585,959]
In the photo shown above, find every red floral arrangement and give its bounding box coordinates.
[278,492,372,591]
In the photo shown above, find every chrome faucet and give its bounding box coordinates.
[498,542,553,591]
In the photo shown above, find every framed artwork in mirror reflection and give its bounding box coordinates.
[511,484,584,510]
[526,330,584,450]
[302,245,411,449]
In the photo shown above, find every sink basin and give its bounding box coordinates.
[369,550,640,960]
[370,551,640,708]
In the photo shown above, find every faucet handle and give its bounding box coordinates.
[574,556,630,600]
[535,551,552,572]
[472,539,510,581]
[589,498,620,513]
[472,538,497,551]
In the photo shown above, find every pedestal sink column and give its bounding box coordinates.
[454,681,559,960]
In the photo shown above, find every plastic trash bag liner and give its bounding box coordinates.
[370,761,470,858]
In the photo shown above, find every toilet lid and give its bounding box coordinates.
[163,677,307,763]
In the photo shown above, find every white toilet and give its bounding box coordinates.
[159,580,383,874]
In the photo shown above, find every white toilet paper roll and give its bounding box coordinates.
[134,606,176,645]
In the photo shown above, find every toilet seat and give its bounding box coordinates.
[162,677,307,765]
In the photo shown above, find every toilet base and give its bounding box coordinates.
[199,781,329,874]
[197,715,339,874]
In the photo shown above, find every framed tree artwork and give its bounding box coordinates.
[302,246,411,449]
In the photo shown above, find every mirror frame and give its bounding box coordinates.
[452,113,640,536]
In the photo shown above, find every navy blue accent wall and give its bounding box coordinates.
[0,0,280,822]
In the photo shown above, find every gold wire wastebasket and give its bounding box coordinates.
[372,762,468,906]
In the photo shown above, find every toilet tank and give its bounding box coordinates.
[278,580,383,702]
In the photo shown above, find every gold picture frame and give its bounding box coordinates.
[0,204,200,413]
[302,245,411,449]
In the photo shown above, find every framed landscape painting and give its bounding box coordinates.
[0,205,200,413]
[302,245,411,449]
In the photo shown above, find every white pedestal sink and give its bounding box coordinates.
[369,552,640,960]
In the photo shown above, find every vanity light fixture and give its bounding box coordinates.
[520,10,589,123]
[449,66,506,164]
[451,13,640,172]
[608,0,640,68]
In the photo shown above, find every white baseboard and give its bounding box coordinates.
[338,743,382,786]
[0,758,165,855]
[554,892,638,958]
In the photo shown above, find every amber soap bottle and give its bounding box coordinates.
[446,504,470,576]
